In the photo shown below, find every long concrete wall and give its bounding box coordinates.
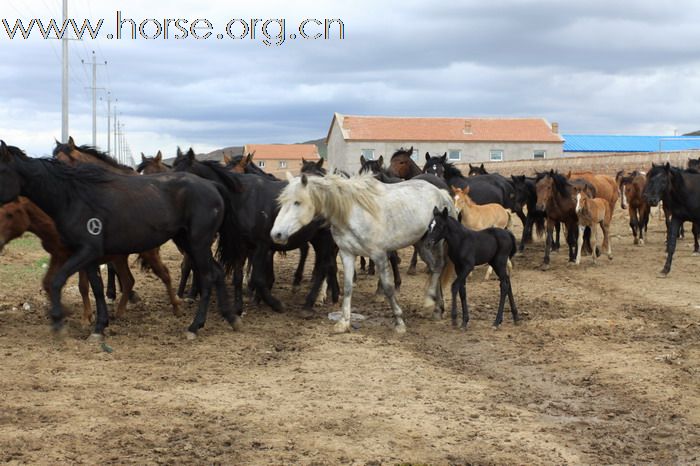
[456,150,700,176]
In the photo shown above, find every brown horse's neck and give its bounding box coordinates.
[22,200,71,259]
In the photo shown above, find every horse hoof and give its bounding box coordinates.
[608,255,613,260]
[394,323,406,334]
[291,284,301,293]
[300,309,315,320]
[373,294,385,304]
[638,239,644,246]
[692,251,700,257]
[492,324,501,330]
[540,263,550,271]
[407,268,417,276]
[657,271,669,278]
[271,303,285,313]
[88,333,103,341]
[185,331,197,340]
[183,297,195,305]
[333,319,351,333]
[128,292,141,304]
[633,238,639,245]
[230,316,243,332]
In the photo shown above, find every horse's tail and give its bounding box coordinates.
[214,182,243,275]
[507,229,517,259]
[136,253,152,273]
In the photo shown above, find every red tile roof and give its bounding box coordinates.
[331,113,563,143]
[243,144,319,160]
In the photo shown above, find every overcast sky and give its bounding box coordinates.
[2,0,700,158]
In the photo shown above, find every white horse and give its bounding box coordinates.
[271,173,456,333]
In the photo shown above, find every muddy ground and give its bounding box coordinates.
[0,208,698,465]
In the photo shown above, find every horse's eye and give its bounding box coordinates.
[294,201,300,206]
[5,213,12,219]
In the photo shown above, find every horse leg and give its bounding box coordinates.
[360,256,367,273]
[407,247,419,275]
[575,225,584,265]
[640,205,650,245]
[78,270,92,327]
[231,256,245,316]
[106,262,117,302]
[568,225,579,262]
[630,207,639,245]
[368,258,375,275]
[459,281,469,329]
[142,250,182,316]
[661,216,681,276]
[604,221,612,259]
[335,250,356,333]
[112,257,134,319]
[591,224,599,265]
[373,254,406,333]
[177,254,191,299]
[48,247,100,333]
[292,242,309,291]
[212,258,240,331]
[184,247,217,337]
[519,215,534,253]
[302,240,328,310]
[452,266,470,327]
[552,221,561,251]
[390,251,401,291]
[250,246,284,312]
[542,218,553,269]
[84,262,111,339]
[693,223,700,256]
[328,246,341,303]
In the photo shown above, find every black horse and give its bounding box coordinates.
[688,158,700,171]
[643,163,700,275]
[173,149,339,314]
[467,163,489,176]
[300,158,327,177]
[0,141,240,338]
[425,207,519,329]
[510,175,559,253]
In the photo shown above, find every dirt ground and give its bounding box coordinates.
[0,207,699,465]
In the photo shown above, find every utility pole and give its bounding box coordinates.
[83,51,106,147]
[61,0,68,142]
[106,92,111,156]
[113,104,118,163]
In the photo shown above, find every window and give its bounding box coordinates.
[279,160,287,168]
[411,148,419,161]
[533,150,546,159]
[361,149,374,160]
[447,149,462,161]
[258,160,266,168]
[490,149,503,162]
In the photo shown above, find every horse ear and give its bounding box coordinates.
[664,162,671,171]
[480,163,485,170]
[378,155,384,167]
[464,186,470,194]
[156,150,162,161]
[186,148,195,161]
[301,157,306,164]
[317,158,324,169]
[360,155,366,165]
[246,153,254,164]
[469,163,474,169]
[141,152,146,163]
[433,206,441,217]
[67,136,75,148]
[301,174,308,186]
[286,171,294,182]
[441,207,449,218]
[0,140,9,162]
[441,152,447,162]
[425,152,431,162]
[176,147,183,158]
[223,154,232,165]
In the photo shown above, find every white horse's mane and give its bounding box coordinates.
[279,173,382,228]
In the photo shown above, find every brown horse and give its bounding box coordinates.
[616,170,650,245]
[53,138,181,314]
[387,146,422,179]
[0,197,181,325]
[138,151,171,174]
[573,188,612,265]
[535,170,580,268]
[566,171,619,214]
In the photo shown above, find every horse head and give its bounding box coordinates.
[423,152,447,178]
[0,141,23,204]
[300,158,326,177]
[388,146,415,179]
[643,163,671,206]
[0,197,31,252]
[425,206,450,248]
[271,173,316,245]
[468,163,487,176]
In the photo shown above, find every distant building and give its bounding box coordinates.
[326,113,564,174]
[563,134,700,156]
[244,144,320,178]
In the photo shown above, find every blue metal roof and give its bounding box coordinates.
[563,134,700,152]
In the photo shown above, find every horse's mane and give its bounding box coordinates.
[182,158,244,193]
[536,171,570,197]
[280,174,381,227]
[54,142,134,172]
[390,147,413,160]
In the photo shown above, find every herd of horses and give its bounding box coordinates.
[0,138,698,339]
